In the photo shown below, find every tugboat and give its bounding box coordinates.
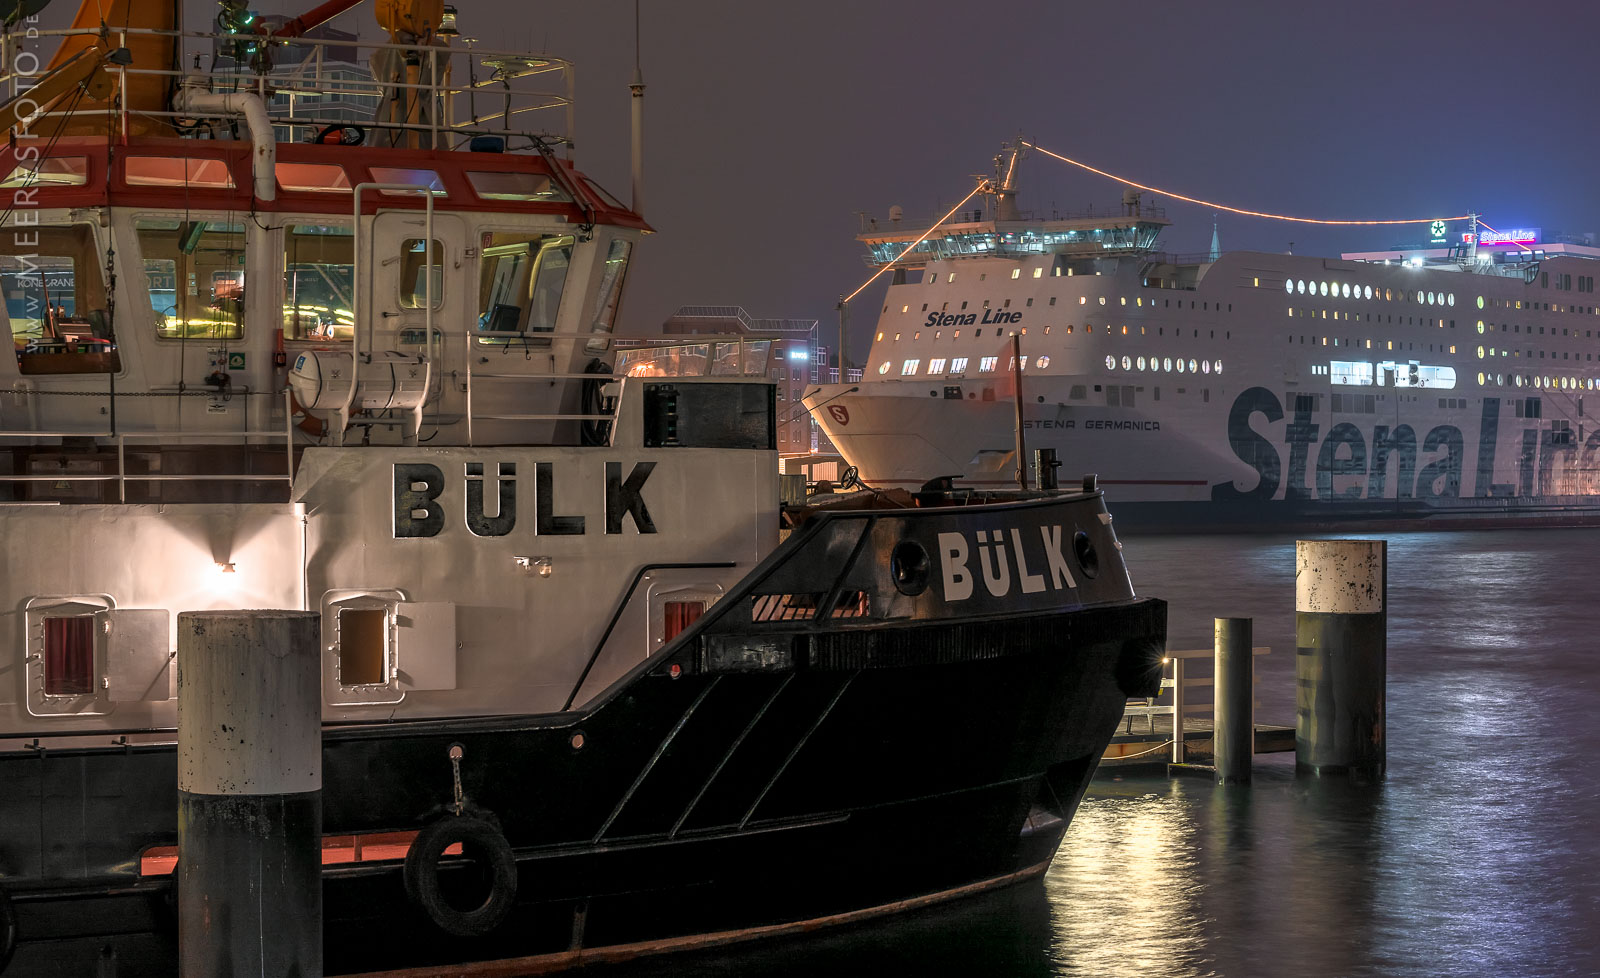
[0,2,1166,974]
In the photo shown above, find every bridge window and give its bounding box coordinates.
[3,222,119,373]
[369,167,446,196]
[586,239,633,353]
[126,156,235,189]
[137,218,245,339]
[276,162,352,194]
[2,155,88,187]
[979,357,997,372]
[284,224,354,339]
[950,357,968,373]
[466,171,570,202]
[476,233,575,341]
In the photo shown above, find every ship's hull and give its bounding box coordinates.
[0,494,1163,976]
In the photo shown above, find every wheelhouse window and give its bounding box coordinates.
[476,232,575,343]
[285,224,355,339]
[275,162,352,194]
[369,167,446,196]
[585,238,632,354]
[2,221,118,373]
[137,218,246,339]
[125,157,235,189]
[398,238,444,311]
[466,171,570,202]
[1,156,88,187]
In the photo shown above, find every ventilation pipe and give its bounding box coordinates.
[171,82,279,441]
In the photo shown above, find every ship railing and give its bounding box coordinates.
[0,390,297,501]
[857,202,1169,234]
[2,26,574,151]
[463,329,623,446]
[1122,644,1270,763]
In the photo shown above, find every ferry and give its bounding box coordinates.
[0,5,1165,974]
[808,143,1600,530]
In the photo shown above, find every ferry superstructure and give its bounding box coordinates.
[0,8,1163,974]
[808,147,1600,529]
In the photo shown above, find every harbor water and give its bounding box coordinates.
[600,528,1600,978]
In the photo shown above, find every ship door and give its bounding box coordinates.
[368,210,465,380]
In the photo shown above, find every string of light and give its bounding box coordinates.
[1023,141,1474,227]
[843,181,990,305]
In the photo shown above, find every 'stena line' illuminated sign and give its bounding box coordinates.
[1477,227,1540,246]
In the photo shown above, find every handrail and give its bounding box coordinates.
[1,26,576,148]
[561,562,738,712]
[0,391,297,500]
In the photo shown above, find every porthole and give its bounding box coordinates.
[1319,282,1329,296]
[1163,357,1172,372]
[1497,374,1504,386]
[1477,346,1484,358]
[1477,372,1485,386]
[1176,358,1185,373]
[1341,283,1351,298]
[1137,356,1147,370]
[1297,279,1306,294]
[1476,296,1485,309]
[1214,360,1222,374]
[1417,290,1425,303]
[1188,358,1197,372]
[1285,279,1294,294]
[1385,289,1392,301]
[1477,321,1484,333]
[1121,355,1132,370]
[1364,286,1372,300]
[890,541,931,596]
[1447,293,1455,307]
[1073,530,1099,579]
[1037,355,1050,368]
[1202,359,1211,374]
[1105,355,1115,370]
[878,362,890,375]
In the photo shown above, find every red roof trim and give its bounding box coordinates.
[0,136,650,231]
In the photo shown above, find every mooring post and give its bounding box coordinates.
[1213,617,1253,784]
[177,611,322,978]
[1294,540,1387,782]
[1169,655,1185,764]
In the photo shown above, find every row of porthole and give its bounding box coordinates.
[1476,373,1596,390]
[1105,355,1223,375]
[1285,280,1456,307]
[877,355,1053,376]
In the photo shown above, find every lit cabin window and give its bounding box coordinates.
[370,167,447,196]
[901,305,909,313]
[136,218,246,340]
[1037,356,1050,368]
[466,171,570,201]
[3,222,119,371]
[1098,297,1106,305]
[2,156,88,187]
[125,157,235,188]
[1364,286,1373,300]
[1447,293,1455,307]
[476,232,575,341]
[901,359,920,375]
[1032,268,1042,279]
[1215,360,1223,374]
[1163,357,1173,371]
[878,361,890,374]
[1137,356,1147,370]
[876,332,884,341]
[1120,356,1129,370]
[979,356,997,372]
[950,357,968,373]
[275,162,352,194]
[1104,355,1115,370]
[1011,269,1020,279]
[1477,296,1485,309]
[284,224,354,340]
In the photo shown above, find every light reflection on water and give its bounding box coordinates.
[597,530,1600,978]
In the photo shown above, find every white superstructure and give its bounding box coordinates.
[809,148,1600,526]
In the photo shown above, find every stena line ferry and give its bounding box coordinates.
[0,4,1165,975]
[808,143,1600,530]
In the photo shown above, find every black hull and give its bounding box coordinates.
[0,493,1164,975]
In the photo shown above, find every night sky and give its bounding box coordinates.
[42,0,1600,362]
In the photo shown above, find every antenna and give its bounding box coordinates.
[629,0,645,214]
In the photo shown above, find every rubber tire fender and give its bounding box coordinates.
[403,815,518,937]
[0,884,17,975]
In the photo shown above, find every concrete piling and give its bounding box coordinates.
[1213,617,1253,784]
[177,611,322,978]
[1294,540,1387,782]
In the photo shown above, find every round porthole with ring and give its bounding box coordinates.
[890,541,930,596]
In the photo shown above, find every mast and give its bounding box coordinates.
[629,0,645,214]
